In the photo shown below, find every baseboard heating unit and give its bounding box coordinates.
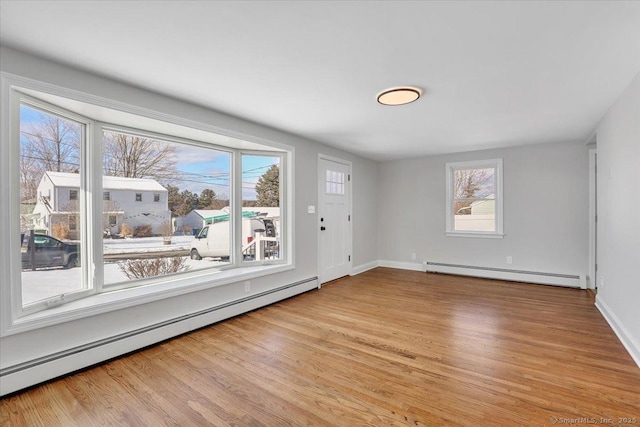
[425,262,587,289]
[0,277,318,396]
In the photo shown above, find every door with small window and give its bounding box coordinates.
[318,157,351,284]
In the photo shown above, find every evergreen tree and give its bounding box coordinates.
[255,165,279,207]
[198,189,217,209]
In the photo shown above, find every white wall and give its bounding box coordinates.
[106,189,167,214]
[377,142,590,277]
[594,71,640,366]
[0,46,379,393]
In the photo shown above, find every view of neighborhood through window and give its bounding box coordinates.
[19,104,85,306]
[241,155,281,261]
[17,95,288,312]
[101,129,232,286]
[452,166,496,232]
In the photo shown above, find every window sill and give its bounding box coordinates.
[446,231,505,239]
[4,263,293,336]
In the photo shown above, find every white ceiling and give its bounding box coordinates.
[1,1,639,160]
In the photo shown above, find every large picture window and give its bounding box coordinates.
[445,159,503,238]
[6,84,291,325]
[101,128,232,288]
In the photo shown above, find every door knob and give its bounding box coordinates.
[320,226,326,231]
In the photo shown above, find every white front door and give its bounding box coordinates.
[318,157,351,284]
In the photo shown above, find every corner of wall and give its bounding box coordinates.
[595,295,640,368]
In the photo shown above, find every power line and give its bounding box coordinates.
[20,130,80,148]
[20,155,278,193]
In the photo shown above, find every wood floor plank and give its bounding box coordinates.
[2,268,639,426]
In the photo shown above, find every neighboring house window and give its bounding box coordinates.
[6,84,291,328]
[445,159,503,238]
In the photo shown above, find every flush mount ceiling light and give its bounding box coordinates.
[377,87,422,106]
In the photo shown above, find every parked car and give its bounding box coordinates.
[21,233,80,269]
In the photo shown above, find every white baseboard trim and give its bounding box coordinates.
[595,295,640,368]
[378,260,425,272]
[0,278,318,396]
[351,261,379,276]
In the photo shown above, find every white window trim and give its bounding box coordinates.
[445,158,504,238]
[7,264,294,336]
[239,151,286,267]
[16,94,97,317]
[1,72,295,337]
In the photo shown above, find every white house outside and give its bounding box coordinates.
[454,195,496,232]
[28,172,170,239]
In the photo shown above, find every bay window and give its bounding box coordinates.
[3,78,292,331]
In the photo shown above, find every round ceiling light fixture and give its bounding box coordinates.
[377,86,421,106]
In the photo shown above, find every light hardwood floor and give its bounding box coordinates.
[2,268,639,426]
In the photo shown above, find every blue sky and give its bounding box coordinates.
[21,105,279,200]
[173,144,279,200]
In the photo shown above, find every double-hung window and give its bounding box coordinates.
[3,78,291,332]
[445,159,503,238]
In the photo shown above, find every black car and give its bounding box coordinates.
[21,233,80,269]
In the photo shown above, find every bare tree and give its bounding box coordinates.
[454,168,493,215]
[22,114,80,173]
[102,131,177,181]
[19,142,39,202]
[102,199,122,234]
[20,111,81,203]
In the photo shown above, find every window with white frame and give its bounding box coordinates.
[241,154,282,262]
[445,159,503,238]
[7,83,291,323]
[325,170,345,195]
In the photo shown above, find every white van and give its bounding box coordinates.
[190,215,278,261]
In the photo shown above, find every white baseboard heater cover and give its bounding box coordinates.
[425,262,586,289]
[0,277,318,396]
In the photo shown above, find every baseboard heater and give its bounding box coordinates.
[425,262,586,289]
[0,277,317,396]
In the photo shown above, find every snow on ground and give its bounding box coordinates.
[21,236,228,306]
[103,235,195,254]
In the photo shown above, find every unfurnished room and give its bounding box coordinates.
[0,1,639,426]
